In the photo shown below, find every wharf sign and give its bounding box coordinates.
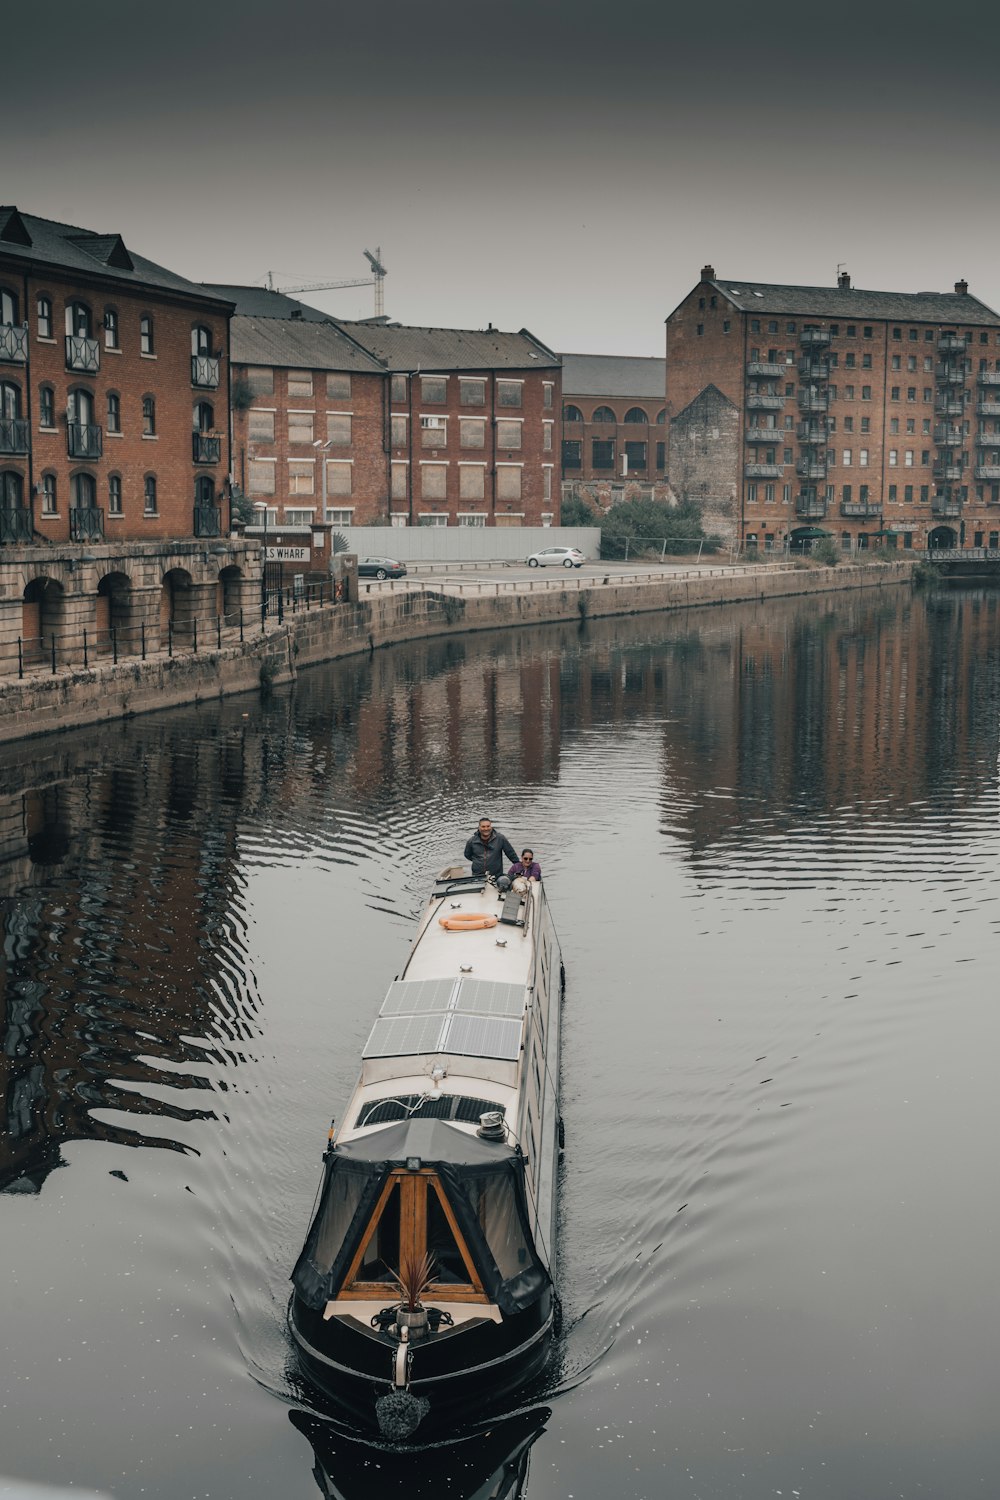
[263,546,311,562]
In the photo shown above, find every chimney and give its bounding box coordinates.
[837,271,851,290]
[700,264,716,281]
[955,279,968,295]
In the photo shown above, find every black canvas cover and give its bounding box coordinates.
[291,1118,549,1315]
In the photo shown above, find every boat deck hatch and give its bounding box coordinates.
[354,1093,503,1129]
[499,890,526,926]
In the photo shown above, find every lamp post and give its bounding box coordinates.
[254,501,269,618]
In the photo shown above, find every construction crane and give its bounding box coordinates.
[265,248,387,318]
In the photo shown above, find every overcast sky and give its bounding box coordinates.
[5,0,999,354]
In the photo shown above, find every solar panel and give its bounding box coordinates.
[379,978,459,1017]
[442,1013,524,1061]
[454,979,525,1018]
[364,1013,448,1059]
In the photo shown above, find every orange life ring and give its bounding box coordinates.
[438,912,498,931]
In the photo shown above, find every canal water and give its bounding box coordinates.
[2,584,998,1500]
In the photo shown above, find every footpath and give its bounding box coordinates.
[0,561,914,745]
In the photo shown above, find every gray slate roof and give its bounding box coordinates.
[561,353,665,399]
[0,207,232,310]
[336,320,561,372]
[231,315,384,373]
[204,284,332,322]
[704,278,1000,326]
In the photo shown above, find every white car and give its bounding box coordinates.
[526,546,585,568]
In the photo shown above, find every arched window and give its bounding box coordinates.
[1,287,18,325]
[36,295,52,339]
[194,400,214,432]
[195,475,215,505]
[107,391,121,433]
[38,385,55,427]
[41,473,57,514]
[592,405,616,423]
[65,301,92,338]
[108,474,123,515]
[68,388,96,426]
[104,308,119,349]
[1,470,24,506]
[144,475,157,513]
[142,395,156,436]
[656,408,666,424]
[191,324,212,356]
[72,472,96,509]
[0,380,21,420]
[624,406,649,423]
[140,314,154,355]
[563,404,584,422]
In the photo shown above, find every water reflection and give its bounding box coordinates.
[290,1406,549,1499]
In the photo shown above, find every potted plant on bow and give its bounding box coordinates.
[392,1252,437,1340]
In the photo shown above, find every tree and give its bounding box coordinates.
[598,497,709,559]
[559,492,600,527]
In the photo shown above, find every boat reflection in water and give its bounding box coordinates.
[290,1405,550,1500]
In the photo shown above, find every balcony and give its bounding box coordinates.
[977,401,1000,416]
[933,463,963,481]
[191,354,221,389]
[192,432,222,464]
[194,504,222,538]
[0,505,33,544]
[67,422,103,460]
[798,389,830,413]
[932,494,962,516]
[745,463,782,478]
[975,465,1000,480]
[977,370,1000,387]
[800,328,832,347]
[746,393,784,411]
[69,506,104,542]
[797,358,830,380]
[938,334,967,353]
[745,425,784,444]
[841,500,883,517]
[933,427,964,446]
[797,422,828,442]
[975,432,998,448]
[0,323,28,364]
[935,398,964,417]
[796,458,827,480]
[746,361,785,378]
[0,417,29,455]
[795,494,827,518]
[935,362,965,385]
[65,334,100,373]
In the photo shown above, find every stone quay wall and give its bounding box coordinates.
[0,562,914,745]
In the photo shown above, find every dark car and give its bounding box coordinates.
[357,557,407,580]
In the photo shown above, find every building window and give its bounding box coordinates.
[844,385,855,400]
[904,485,913,502]
[421,463,447,500]
[543,383,553,409]
[36,294,52,339]
[326,461,353,497]
[592,439,614,469]
[418,513,448,527]
[327,413,352,445]
[892,327,902,340]
[563,404,583,423]
[108,474,122,514]
[747,483,757,503]
[460,379,486,406]
[625,441,647,470]
[288,460,314,495]
[696,323,704,336]
[38,385,54,427]
[543,424,553,451]
[65,300,92,339]
[892,355,901,370]
[391,414,408,445]
[859,449,869,467]
[460,418,485,449]
[326,372,351,399]
[496,381,522,409]
[562,439,582,470]
[861,417,870,433]
[103,308,119,349]
[656,441,665,469]
[284,507,313,525]
[904,450,914,466]
[421,376,447,404]
[764,483,774,503]
[143,475,157,513]
[248,409,275,442]
[248,460,276,495]
[592,405,616,423]
[107,391,121,433]
[420,416,447,448]
[142,395,155,435]
[496,419,522,449]
[73,472,96,509]
[863,326,873,338]
[862,386,871,400]
[247,366,274,396]
[891,386,900,400]
[288,369,313,397]
[391,374,408,402]
[459,465,486,500]
[623,407,649,424]
[140,314,154,355]
[843,484,852,502]
[723,320,731,333]
[41,472,57,514]
[458,512,486,526]
[889,449,898,467]
[842,449,852,466]
[326,508,354,525]
[288,410,314,444]
[844,416,854,433]
[390,463,407,500]
[846,353,856,368]
[497,465,522,500]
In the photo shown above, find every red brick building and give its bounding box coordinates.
[216,286,562,528]
[560,353,666,505]
[1,206,233,545]
[665,266,1000,552]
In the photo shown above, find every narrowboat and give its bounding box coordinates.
[289,866,564,1439]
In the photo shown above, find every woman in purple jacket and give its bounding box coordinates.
[508,848,541,881]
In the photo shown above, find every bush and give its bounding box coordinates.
[559,493,600,528]
[598,497,706,560]
[811,536,839,567]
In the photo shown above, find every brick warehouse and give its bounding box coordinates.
[214,285,562,528]
[0,207,263,675]
[665,265,1000,553]
[560,352,666,506]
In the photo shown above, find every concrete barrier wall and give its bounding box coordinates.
[0,563,914,745]
[340,527,601,561]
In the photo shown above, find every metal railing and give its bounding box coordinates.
[746,393,784,410]
[0,323,28,363]
[67,421,103,459]
[191,354,221,388]
[746,362,785,378]
[934,362,966,384]
[0,416,29,454]
[938,334,967,353]
[69,505,105,541]
[745,426,785,444]
[193,504,222,537]
[977,370,1000,387]
[797,390,830,412]
[65,334,100,372]
[974,465,1000,480]
[0,505,33,544]
[192,432,222,464]
[744,463,783,477]
[799,328,832,347]
[841,500,883,517]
